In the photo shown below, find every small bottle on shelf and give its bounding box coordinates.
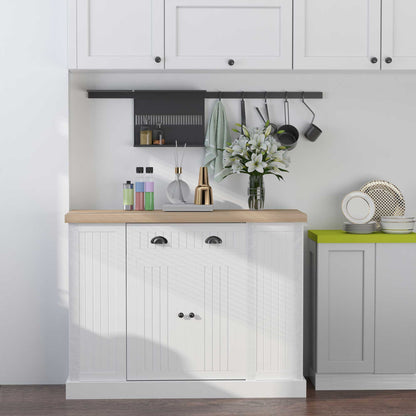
[145,167,154,211]
[153,123,165,145]
[123,181,134,211]
[135,167,145,211]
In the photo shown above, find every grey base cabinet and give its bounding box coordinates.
[309,231,416,390]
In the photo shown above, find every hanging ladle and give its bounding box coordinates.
[302,92,322,142]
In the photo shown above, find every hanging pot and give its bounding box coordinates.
[277,94,299,150]
[302,92,322,142]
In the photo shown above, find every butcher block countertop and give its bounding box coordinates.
[65,209,307,224]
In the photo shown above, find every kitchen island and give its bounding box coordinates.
[66,210,306,399]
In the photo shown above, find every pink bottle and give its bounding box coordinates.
[135,167,145,211]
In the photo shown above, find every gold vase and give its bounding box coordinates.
[194,167,213,205]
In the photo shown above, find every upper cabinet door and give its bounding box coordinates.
[74,0,164,69]
[294,0,381,70]
[382,0,416,70]
[165,0,293,70]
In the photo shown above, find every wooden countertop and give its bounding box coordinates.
[65,209,307,224]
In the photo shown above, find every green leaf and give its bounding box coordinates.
[232,128,240,133]
[277,130,285,134]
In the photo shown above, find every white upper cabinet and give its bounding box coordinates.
[164,0,293,70]
[71,0,164,69]
[294,0,381,70]
[382,0,416,70]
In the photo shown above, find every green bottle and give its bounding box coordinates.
[123,181,134,211]
[144,167,154,211]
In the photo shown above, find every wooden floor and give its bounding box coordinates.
[1,382,416,416]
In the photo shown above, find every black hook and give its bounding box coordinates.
[264,91,268,103]
[241,91,245,101]
[302,91,316,124]
[219,91,222,101]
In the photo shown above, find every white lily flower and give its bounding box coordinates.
[246,154,268,173]
[248,133,267,152]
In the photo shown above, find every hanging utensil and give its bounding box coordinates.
[255,107,267,124]
[302,92,322,142]
[277,93,299,151]
[240,92,246,134]
[264,93,278,137]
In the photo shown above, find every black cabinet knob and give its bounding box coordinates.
[178,312,184,318]
[385,57,393,64]
[189,312,195,318]
[228,59,235,66]
[155,56,162,63]
[151,236,168,245]
[371,57,378,64]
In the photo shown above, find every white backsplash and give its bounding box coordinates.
[70,71,416,228]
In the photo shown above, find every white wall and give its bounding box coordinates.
[0,1,68,383]
[70,71,416,225]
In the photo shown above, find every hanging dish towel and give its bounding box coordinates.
[204,101,231,182]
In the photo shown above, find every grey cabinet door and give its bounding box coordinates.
[317,244,375,373]
[375,243,416,374]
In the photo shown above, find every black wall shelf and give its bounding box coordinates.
[86,89,323,147]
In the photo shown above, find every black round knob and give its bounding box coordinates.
[385,57,393,64]
[178,312,184,318]
[189,312,195,318]
[228,59,235,66]
[371,57,378,64]
[155,56,162,63]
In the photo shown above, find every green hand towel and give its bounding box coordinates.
[204,101,231,182]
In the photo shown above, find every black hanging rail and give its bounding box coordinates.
[87,90,323,100]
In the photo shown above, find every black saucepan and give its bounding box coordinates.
[278,95,299,150]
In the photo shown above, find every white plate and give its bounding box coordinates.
[342,192,376,224]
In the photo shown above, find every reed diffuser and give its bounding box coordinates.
[166,141,191,204]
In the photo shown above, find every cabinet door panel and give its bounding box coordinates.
[294,0,381,69]
[126,224,248,380]
[165,0,292,70]
[252,224,304,379]
[76,0,164,69]
[382,0,416,69]
[375,244,416,373]
[317,244,375,373]
[69,225,126,381]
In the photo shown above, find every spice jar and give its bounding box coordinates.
[140,124,152,145]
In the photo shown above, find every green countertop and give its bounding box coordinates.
[308,230,416,243]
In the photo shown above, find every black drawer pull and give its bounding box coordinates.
[205,236,222,245]
[151,236,168,245]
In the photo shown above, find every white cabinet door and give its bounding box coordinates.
[375,244,416,374]
[74,0,164,69]
[382,0,416,70]
[68,224,126,381]
[294,0,381,70]
[126,224,249,380]
[251,224,304,380]
[165,0,292,70]
[316,243,375,373]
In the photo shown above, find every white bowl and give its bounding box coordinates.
[382,229,414,234]
[381,222,415,231]
[380,216,415,222]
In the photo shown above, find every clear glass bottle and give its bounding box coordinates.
[135,167,145,211]
[144,167,154,211]
[123,181,134,211]
[166,167,191,204]
[153,123,165,145]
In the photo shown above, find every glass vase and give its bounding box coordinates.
[166,168,191,204]
[248,175,265,210]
